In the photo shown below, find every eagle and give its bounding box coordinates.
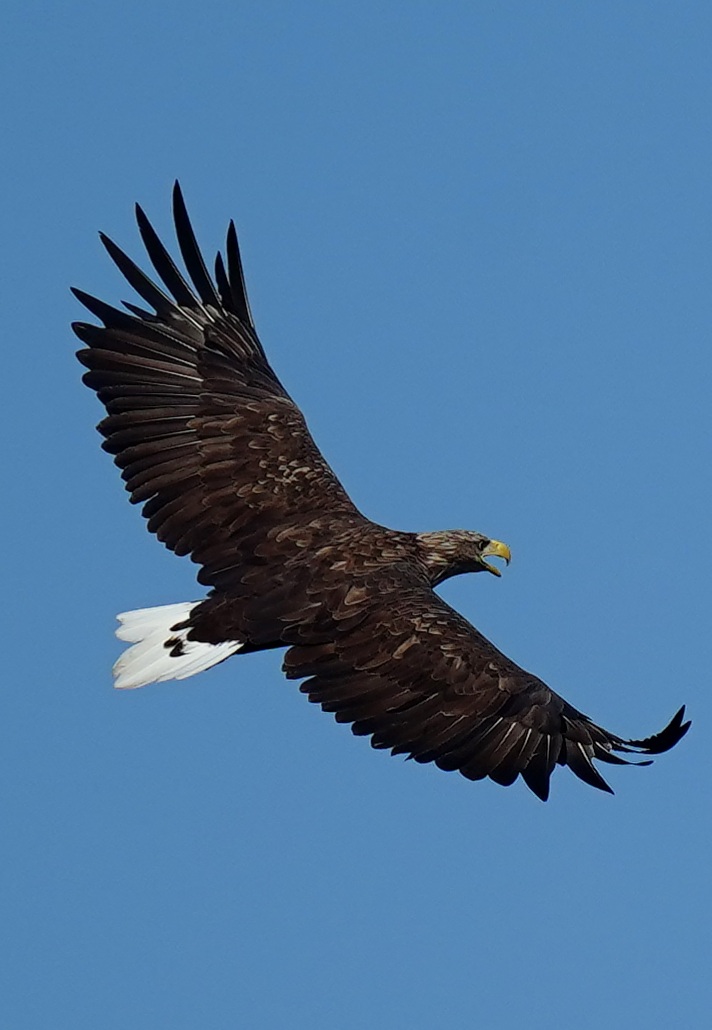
[73,183,690,801]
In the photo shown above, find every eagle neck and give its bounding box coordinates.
[415,530,482,587]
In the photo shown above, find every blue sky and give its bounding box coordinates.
[2,2,710,1027]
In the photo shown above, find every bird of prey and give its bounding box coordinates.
[73,183,690,801]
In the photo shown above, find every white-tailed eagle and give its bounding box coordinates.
[73,184,690,800]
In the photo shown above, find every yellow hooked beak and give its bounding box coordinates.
[481,539,512,576]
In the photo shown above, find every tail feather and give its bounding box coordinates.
[113,601,242,689]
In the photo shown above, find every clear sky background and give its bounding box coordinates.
[2,2,710,1027]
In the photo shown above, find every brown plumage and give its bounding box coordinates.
[73,183,690,801]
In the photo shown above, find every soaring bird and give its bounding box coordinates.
[73,184,689,801]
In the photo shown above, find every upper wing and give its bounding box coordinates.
[74,183,360,589]
[284,574,690,800]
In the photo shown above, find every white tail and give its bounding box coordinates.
[113,602,243,690]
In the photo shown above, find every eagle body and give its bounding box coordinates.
[188,526,504,648]
[73,184,689,801]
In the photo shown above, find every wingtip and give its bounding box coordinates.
[172,178,183,203]
[134,201,151,233]
[98,231,119,257]
[172,179,188,218]
[625,704,691,755]
[70,286,99,310]
[672,704,692,738]
[674,703,690,727]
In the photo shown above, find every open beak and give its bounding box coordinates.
[482,539,511,576]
